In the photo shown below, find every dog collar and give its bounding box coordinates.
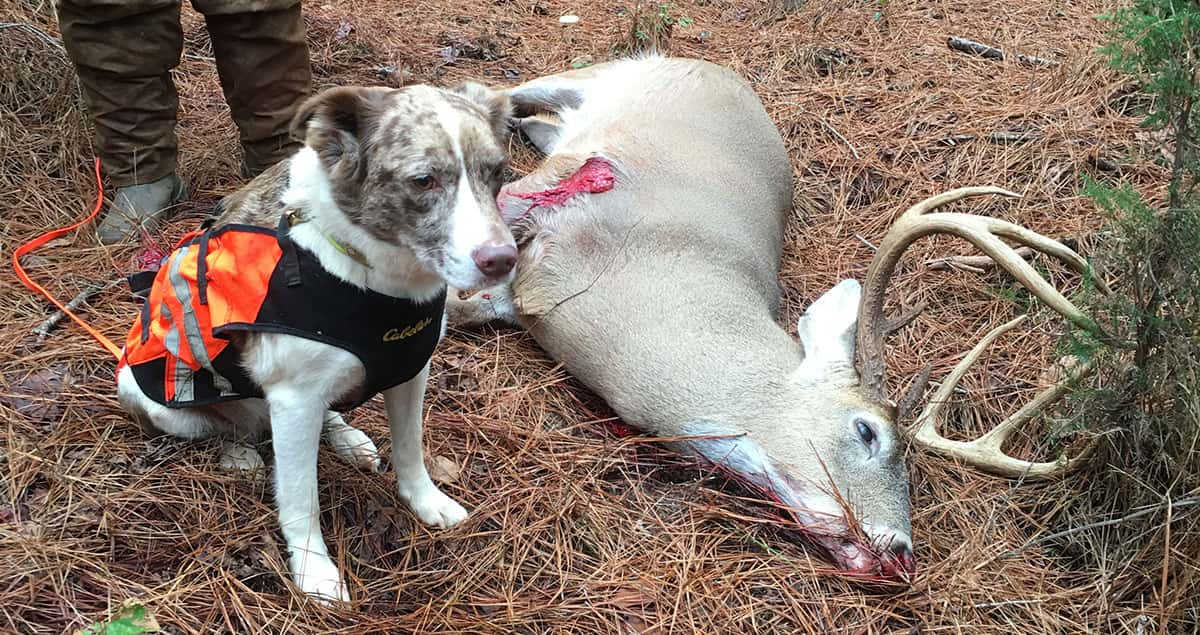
[284,210,373,269]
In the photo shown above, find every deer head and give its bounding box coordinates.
[752,187,1106,579]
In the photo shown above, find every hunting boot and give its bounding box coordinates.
[200,1,312,177]
[97,175,189,244]
[57,0,187,244]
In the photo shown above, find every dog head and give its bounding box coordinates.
[290,83,517,289]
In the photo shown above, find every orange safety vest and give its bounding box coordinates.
[121,216,445,411]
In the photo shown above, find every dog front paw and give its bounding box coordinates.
[291,553,349,604]
[406,487,469,528]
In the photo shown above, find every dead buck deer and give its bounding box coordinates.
[449,56,1104,579]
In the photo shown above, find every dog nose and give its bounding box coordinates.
[471,243,517,278]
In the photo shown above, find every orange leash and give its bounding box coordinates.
[13,157,123,360]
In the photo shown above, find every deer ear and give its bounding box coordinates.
[797,279,861,367]
[517,113,564,154]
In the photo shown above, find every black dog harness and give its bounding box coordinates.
[122,213,445,411]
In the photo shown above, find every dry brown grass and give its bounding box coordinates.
[1,0,1192,632]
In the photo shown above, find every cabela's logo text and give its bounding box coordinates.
[383,317,434,342]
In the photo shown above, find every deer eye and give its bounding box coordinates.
[856,419,878,454]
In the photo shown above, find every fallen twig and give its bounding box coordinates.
[853,233,878,252]
[796,105,861,160]
[999,496,1200,558]
[0,22,65,53]
[947,36,1059,68]
[937,132,1042,147]
[1090,155,1121,172]
[986,131,1042,144]
[31,280,120,344]
[938,134,977,146]
[973,598,1045,609]
[926,247,1035,273]
[817,118,860,160]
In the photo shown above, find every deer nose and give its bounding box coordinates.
[887,541,916,576]
[471,242,517,278]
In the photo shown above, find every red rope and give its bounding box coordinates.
[13,157,123,360]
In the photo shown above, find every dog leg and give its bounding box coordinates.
[208,400,268,473]
[383,363,468,528]
[266,389,348,603]
[118,365,223,439]
[323,412,381,472]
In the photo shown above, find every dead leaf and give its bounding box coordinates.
[1038,355,1080,385]
[610,588,660,634]
[429,454,461,484]
[622,615,662,635]
[610,587,654,611]
[1,365,75,422]
[17,253,51,269]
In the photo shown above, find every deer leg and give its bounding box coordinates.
[446,285,520,327]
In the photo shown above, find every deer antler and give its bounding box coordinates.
[855,186,1108,479]
[912,315,1095,478]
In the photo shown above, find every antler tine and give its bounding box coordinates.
[856,186,1112,401]
[960,219,1107,334]
[912,315,1096,479]
[856,187,1023,400]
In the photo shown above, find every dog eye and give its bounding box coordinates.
[411,175,438,191]
[856,419,877,451]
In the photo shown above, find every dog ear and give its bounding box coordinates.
[290,86,390,178]
[451,81,513,139]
